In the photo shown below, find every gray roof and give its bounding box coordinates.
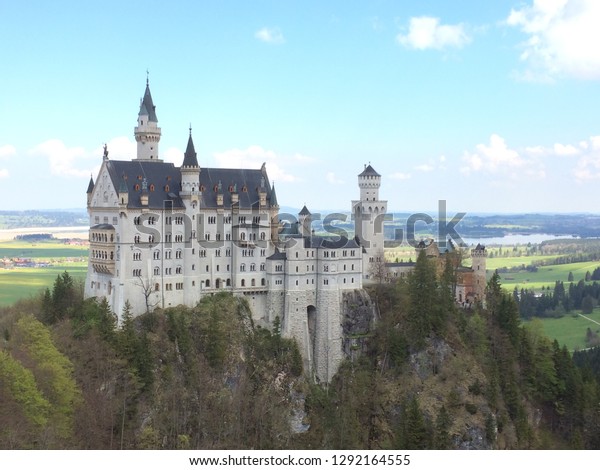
[105,159,276,211]
[106,160,185,209]
[299,205,311,216]
[358,164,380,177]
[267,249,287,261]
[139,82,158,122]
[303,235,361,250]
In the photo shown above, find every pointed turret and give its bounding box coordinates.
[86,175,95,207]
[180,127,200,201]
[86,175,95,194]
[269,182,280,244]
[270,183,279,207]
[134,77,162,161]
[139,79,158,123]
[298,205,312,237]
[182,130,199,168]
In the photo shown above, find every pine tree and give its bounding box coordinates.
[407,250,439,346]
[434,405,453,449]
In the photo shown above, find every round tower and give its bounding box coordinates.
[352,164,387,279]
[471,243,487,300]
[358,163,381,202]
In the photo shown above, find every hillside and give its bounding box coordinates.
[1,262,600,449]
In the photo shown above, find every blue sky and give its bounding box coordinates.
[1,0,600,214]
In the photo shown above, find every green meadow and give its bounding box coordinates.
[493,260,600,291]
[0,240,88,306]
[524,309,600,351]
[0,240,87,259]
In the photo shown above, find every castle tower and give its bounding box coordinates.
[180,128,200,198]
[134,78,162,161]
[470,243,487,301]
[298,205,312,237]
[269,183,280,244]
[352,164,387,278]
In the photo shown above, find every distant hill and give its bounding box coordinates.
[0,210,88,229]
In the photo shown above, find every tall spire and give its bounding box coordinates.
[86,175,95,194]
[270,183,278,207]
[139,79,158,123]
[182,127,199,168]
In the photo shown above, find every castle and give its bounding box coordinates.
[85,80,486,382]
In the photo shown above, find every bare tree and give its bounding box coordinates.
[368,249,391,285]
[133,275,160,315]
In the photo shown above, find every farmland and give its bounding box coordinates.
[0,239,88,306]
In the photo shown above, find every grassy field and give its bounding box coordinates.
[524,308,600,351]
[0,240,88,259]
[0,264,88,306]
[494,260,600,291]
[0,239,88,306]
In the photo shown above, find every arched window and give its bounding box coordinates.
[241,279,246,287]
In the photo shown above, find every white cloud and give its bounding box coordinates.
[0,169,9,179]
[573,135,600,181]
[0,144,16,159]
[163,146,184,165]
[553,142,579,156]
[29,136,136,178]
[461,134,544,178]
[326,172,344,185]
[214,145,309,183]
[93,136,136,161]
[464,133,600,183]
[506,0,600,80]
[30,139,90,178]
[414,163,435,172]
[396,16,471,50]
[389,172,411,180]
[255,27,285,44]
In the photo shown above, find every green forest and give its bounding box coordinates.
[1,254,600,449]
